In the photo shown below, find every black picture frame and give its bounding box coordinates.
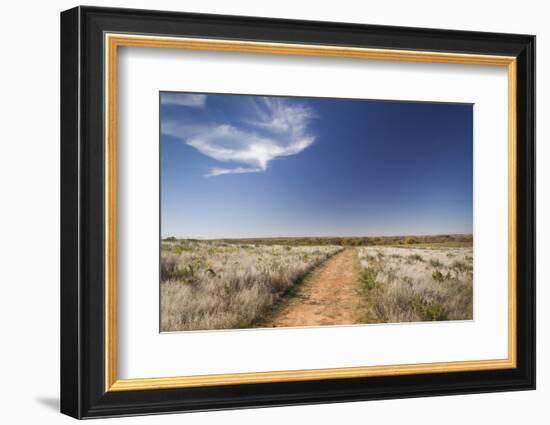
[61,5,535,419]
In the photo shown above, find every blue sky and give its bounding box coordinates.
[160,92,473,239]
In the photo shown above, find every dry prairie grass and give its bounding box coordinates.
[357,246,473,323]
[160,240,342,331]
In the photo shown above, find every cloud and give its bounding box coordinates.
[207,166,264,177]
[162,96,316,177]
[161,93,207,107]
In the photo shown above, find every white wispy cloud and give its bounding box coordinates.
[207,166,264,177]
[162,96,316,177]
[161,93,207,107]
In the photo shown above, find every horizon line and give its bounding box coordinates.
[161,232,473,241]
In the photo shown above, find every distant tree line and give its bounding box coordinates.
[162,234,473,247]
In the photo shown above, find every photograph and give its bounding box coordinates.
[159,92,474,332]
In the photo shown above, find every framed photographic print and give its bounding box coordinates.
[60,6,535,419]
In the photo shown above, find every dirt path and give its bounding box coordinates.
[265,248,364,327]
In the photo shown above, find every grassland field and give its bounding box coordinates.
[160,235,473,332]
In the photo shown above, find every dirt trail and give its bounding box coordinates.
[265,248,363,327]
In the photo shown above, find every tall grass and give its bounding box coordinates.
[357,246,473,323]
[160,240,342,331]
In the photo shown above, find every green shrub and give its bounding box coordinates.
[432,269,444,282]
[360,267,379,291]
[407,253,424,263]
[404,236,419,245]
[422,303,448,321]
[413,298,449,321]
[452,260,472,274]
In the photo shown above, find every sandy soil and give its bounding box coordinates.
[264,248,364,327]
